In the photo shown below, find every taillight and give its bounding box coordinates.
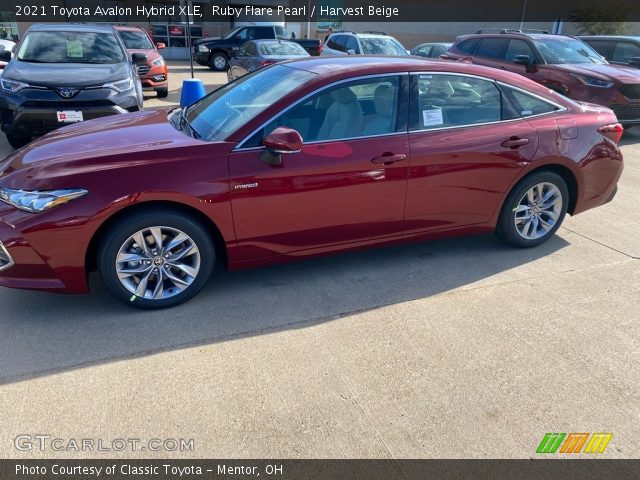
[318,41,323,54]
[598,123,624,144]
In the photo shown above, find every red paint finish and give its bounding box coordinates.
[0,57,624,294]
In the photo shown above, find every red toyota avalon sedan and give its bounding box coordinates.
[0,57,624,308]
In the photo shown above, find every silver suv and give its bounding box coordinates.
[323,31,408,56]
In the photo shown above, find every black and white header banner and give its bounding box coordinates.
[3,0,640,23]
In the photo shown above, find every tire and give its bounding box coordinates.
[6,132,31,149]
[156,88,169,98]
[98,210,215,309]
[496,171,569,248]
[209,52,228,71]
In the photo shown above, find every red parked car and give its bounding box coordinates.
[441,32,640,127]
[0,57,624,308]
[115,25,168,98]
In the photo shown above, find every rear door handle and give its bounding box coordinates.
[371,153,407,165]
[501,138,529,149]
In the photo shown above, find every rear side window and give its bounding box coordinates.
[245,42,257,56]
[501,85,559,117]
[476,38,509,59]
[505,39,536,62]
[411,74,517,130]
[456,39,478,54]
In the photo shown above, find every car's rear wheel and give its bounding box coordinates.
[210,52,228,71]
[6,133,31,149]
[496,171,568,248]
[98,210,214,309]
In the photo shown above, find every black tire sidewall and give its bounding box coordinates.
[6,133,30,149]
[98,212,214,309]
[156,88,169,98]
[497,172,569,248]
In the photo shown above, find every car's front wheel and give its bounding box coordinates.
[496,171,569,248]
[98,210,214,309]
[209,52,228,71]
[155,87,169,98]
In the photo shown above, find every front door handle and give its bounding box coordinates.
[371,153,407,165]
[501,137,529,149]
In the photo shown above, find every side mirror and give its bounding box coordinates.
[629,56,640,67]
[347,48,356,55]
[131,52,147,64]
[156,42,166,49]
[513,54,532,66]
[0,50,11,62]
[261,127,303,166]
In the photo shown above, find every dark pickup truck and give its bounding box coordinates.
[193,25,322,71]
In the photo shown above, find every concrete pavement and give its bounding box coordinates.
[0,62,638,459]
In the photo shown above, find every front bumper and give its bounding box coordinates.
[194,52,209,65]
[139,64,168,90]
[0,85,140,137]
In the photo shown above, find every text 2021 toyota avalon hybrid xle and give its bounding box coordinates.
[0,57,624,308]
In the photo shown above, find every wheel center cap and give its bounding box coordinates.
[153,257,165,266]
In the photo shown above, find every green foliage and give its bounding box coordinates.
[569,2,632,35]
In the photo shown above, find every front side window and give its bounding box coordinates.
[534,38,606,65]
[412,74,517,130]
[612,42,640,63]
[505,39,536,62]
[243,75,403,147]
[327,35,347,52]
[184,65,315,142]
[345,36,359,53]
[457,39,478,55]
[18,31,125,64]
[501,85,559,117]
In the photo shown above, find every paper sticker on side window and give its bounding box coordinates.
[67,40,83,58]
[423,108,444,127]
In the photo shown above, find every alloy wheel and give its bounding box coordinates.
[514,182,563,240]
[115,226,201,300]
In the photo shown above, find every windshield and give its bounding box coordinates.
[118,30,153,50]
[260,42,307,56]
[224,28,243,39]
[184,65,315,141]
[534,38,606,65]
[360,37,407,55]
[18,31,125,64]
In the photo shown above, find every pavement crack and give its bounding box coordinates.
[560,225,636,259]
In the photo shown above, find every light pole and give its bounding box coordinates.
[519,0,527,31]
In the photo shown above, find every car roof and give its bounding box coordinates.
[114,25,147,32]
[578,35,640,41]
[458,32,571,41]
[28,23,115,34]
[415,42,453,47]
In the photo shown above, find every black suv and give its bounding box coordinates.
[0,24,144,148]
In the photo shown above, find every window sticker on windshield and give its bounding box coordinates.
[420,75,433,79]
[423,108,444,127]
[67,40,83,58]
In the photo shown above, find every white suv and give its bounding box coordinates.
[323,31,408,56]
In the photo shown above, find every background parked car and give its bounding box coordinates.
[194,25,321,71]
[0,39,15,70]
[441,31,640,127]
[115,25,168,98]
[411,42,453,58]
[0,23,143,149]
[227,40,309,81]
[323,31,408,56]
[579,36,640,69]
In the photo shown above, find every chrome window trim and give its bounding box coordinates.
[234,72,408,151]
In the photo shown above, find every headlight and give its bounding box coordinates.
[198,44,209,53]
[570,73,614,88]
[103,78,134,92]
[0,187,88,213]
[151,57,165,67]
[0,77,29,93]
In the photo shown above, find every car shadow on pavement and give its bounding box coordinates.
[0,233,569,384]
[620,126,640,147]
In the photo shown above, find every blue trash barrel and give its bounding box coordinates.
[180,78,206,107]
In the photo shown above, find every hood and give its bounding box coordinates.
[554,63,640,82]
[2,60,131,87]
[196,37,221,45]
[0,109,204,182]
